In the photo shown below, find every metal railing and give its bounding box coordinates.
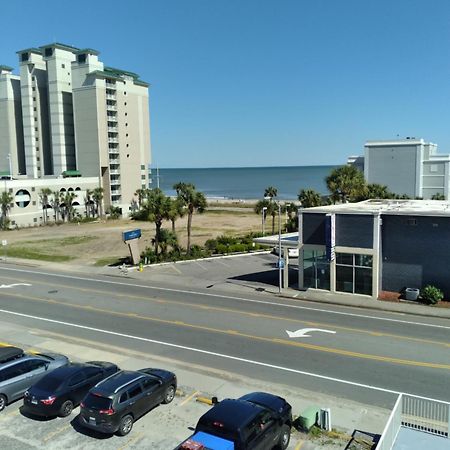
[377,394,402,450]
[106,104,117,111]
[377,394,450,449]
[402,394,449,438]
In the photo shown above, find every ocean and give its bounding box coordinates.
[152,165,338,200]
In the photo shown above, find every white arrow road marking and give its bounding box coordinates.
[0,283,32,289]
[286,328,336,338]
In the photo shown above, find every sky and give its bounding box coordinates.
[2,0,450,168]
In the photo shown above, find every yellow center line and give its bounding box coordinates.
[0,275,448,349]
[116,431,144,450]
[42,423,71,443]
[294,440,304,450]
[2,291,450,370]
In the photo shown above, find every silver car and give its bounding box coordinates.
[0,346,69,412]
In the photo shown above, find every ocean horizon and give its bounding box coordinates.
[150,165,340,200]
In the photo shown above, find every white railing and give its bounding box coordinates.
[377,394,450,449]
[108,137,119,143]
[106,94,116,100]
[402,394,449,438]
[109,169,120,175]
[377,394,403,450]
[108,127,118,132]
[106,104,117,111]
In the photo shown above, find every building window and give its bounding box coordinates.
[124,102,127,106]
[303,250,330,290]
[77,54,86,64]
[62,63,65,69]
[32,87,36,91]
[34,107,37,111]
[33,97,36,101]
[34,117,37,121]
[15,189,31,208]
[126,144,129,148]
[21,53,29,62]
[44,48,53,57]
[125,113,128,116]
[336,253,372,296]
[141,165,145,170]
[141,175,146,180]
[125,123,128,127]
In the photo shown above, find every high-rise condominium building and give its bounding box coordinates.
[0,42,151,219]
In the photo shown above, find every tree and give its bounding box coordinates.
[354,183,393,202]
[62,192,76,221]
[50,190,61,222]
[254,199,277,234]
[92,187,104,218]
[167,197,185,233]
[173,182,207,254]
[431,193,446,200]
[326,165,365,203]
[38,188,52,224]
[84,189,94,218]
[153,228,179,255]
[134,188,148,209]
[0,191,13,230]
[298,189,322,208]
[264,186,278,200]
[141,188,172,255]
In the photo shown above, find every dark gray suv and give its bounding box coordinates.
[79,368,177,436]
[0,346,69,412]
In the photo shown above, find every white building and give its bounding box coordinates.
[0,42,151,226]
[348,138,450,199]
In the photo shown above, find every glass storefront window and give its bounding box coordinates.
[336,252,373,296]
[303,250,330,290]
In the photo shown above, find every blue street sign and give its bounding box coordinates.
[122,229,142,242]
[277,258,285,269]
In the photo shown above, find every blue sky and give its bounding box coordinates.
[2,0,450,168]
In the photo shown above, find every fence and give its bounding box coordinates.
[377,393,450,449]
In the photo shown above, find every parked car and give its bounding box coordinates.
[79,368,177,436]
[22,361,119,417]
[179,392,292,450]
[0,348,68,412]
[272,247,299,258]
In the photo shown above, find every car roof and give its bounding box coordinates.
[239,392,286,414]
[92,370,145,395]
[40,362,88,379]
[198,398,264,430]
[0,346,24,364]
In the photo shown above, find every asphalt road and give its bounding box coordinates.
[0,261,448,410]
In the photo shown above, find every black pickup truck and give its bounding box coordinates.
[179,392,292,450]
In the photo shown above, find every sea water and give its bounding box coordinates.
[152,165,338,200]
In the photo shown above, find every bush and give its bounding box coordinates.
[420,285,443,305]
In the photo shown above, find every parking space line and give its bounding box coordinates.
[117,431,144,450]
[42,422,71,443]
[0,342,11,346]
[180,390,200,407]
[295,440,304,450]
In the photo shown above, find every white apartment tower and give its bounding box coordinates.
[0,43,151,215]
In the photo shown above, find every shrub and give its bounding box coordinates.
[420,285,443,305]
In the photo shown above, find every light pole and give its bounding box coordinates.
[285,203,291,231]
[278,201,282,293]
[262,206,267,235]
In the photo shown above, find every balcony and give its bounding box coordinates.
[105,81,116,89]
[110,178,121,186]
[109,148,120,156]
[109,168,120,175]
[108,127,118,133]
[108,137,119,144]
[111,189,121,196]
[106,93,116,100]
[106,103,117,111]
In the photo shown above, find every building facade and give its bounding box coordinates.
[298,200,450,300]
[348,139,450,199]
[0,43,151,225]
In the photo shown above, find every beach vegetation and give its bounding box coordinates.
[420,285,443,305]
[38,187,52,224]
[326,165,365,203]
[173,182,207,255]
[0,191,13,230]
[298,189,322,208]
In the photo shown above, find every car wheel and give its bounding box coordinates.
[59,400,74,417]
[0,394,7,412]
[277,424,291,450]
[162,385,175,404]
[117,414,134,436]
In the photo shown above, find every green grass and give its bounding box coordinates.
[93,257,122,267]
[205,209,254,216]
[20,235,98,246]
[6,247,74,262]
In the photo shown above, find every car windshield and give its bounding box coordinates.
[83,393,112,410]
[35,375,63,391]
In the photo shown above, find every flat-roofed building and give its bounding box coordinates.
[348,139,450,199]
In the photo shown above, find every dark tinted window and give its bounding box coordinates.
[119,392,128,403]
[142,378,159,391]
[127,385,142,399]
[26,359,47,371]
[69,371,86,386]
[0,361,29,381]
[35,375,64,391]
[83,393,112,410]
[84,367,101,379]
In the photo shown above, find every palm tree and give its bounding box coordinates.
[92,187,104,218]
[50,190,61,222]
[173,182,207,254]
[254,199,277,234]
[38,188,52,224]
[0,191,13,230]
[264,186,278,200]
[84,189,93,218]
[62,192,76,221]
[298,189,322,208]
[153,228,179,255]
[134,188,148,209]
[141,188,172,255]
[326,165,365,203]
[355,183,393,201]
[168,197,185,233]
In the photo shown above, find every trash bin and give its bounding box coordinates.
[405,288,420,301]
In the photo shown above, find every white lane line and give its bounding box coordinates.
[2,308,449,405]
[0,266,449,330]
[0,307,403,396]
